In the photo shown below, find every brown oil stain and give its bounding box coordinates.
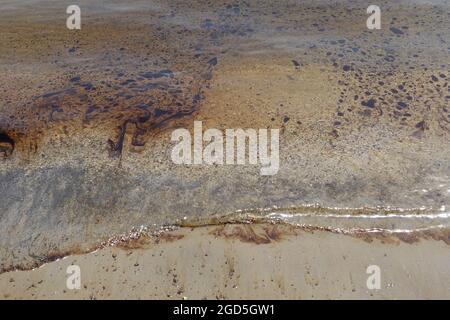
[0,13,219,161]
[1,245,87,274]
[353,228,450,246]
[209,224,298,244]
[207,222,450,247]
[1,68,209,160]
[154,233,185,245]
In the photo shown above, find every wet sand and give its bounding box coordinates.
[1,223,450,299]
[0,0,449,298]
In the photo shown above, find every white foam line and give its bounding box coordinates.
[267,212,450,219]
[359,224,448,234]
[293,223,448,234]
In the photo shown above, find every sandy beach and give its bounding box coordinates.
[1,223,449,299]
[0,0,449,299]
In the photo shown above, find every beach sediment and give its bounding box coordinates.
[0,0,449,298]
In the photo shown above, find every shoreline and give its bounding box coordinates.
[1,218,449,275]
[1,223,449,299]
